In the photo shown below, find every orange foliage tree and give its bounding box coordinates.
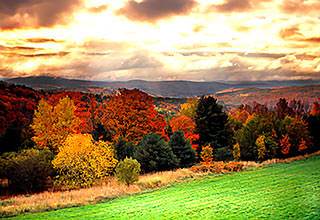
[310,102,320,116]
[31,97,81,153]
[99,89,166,144]
[169,115,199,150]
[200,145,213,164]
[280,135,291,156]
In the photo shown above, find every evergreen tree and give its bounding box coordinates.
[195,96,231,150]
[169,131,196,168]
[136,133,178,173]
[114,137,137,161]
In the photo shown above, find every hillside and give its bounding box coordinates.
[216,85,320,107]
[5,76,320,98]
[9,156,320,219]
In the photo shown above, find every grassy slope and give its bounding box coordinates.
[11,156,320,220]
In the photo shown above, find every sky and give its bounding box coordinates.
[0,0,320,81]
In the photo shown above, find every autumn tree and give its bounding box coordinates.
[200,145,213,164]
[310,102,320,116]
[53,134,117,188]
[279,116,311,155]
[235,115,277,161]
[31,97,80,153]
[180,98,198,119]
[275,98,293,119]
[169,131,196,168]
[99,89,166,144]
[256,135,266,161]
[298,139,308,152]
[280,134,291,156]
[169,115,199,150]
[232,143,240,161]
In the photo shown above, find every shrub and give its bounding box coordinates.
[115,158,141,186]
[2,149,54,193]
[169,131,196,168]
[136,133,178,173]
[200,145,213,164]
[190,161,244,174]
[52,134,118,188]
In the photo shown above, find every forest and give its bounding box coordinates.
[0,81,320,193]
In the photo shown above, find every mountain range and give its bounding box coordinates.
[4,76,320,97]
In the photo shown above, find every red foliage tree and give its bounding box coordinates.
[169,115,199,150]
[99,89,166,144]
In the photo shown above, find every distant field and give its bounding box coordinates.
[10,156,320,219]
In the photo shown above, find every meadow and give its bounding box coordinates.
[8,155,320,220]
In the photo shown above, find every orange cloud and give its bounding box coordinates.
[281,0,320,14]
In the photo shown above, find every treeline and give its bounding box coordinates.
[0,82,319,194]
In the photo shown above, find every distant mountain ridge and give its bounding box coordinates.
[4,76,320,97]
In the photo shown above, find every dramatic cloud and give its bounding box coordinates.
[0,0,319,81]
[209,0,270,13]
[0,0,82,30]
[118,0,197,22]
[281,0,320,14]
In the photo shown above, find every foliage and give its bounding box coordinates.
[179,98,198,119]
[169,115,199,150]
[1,148,54,193]
[0,82,40,153]
[233,143,241,161]
[279,116,311,155]
[31,97,81,153]
[235,114,277,160]
[136,133,178,173]
[195,96,231,149]
[115,158,141,186]
[99,89,166,144]
[256,135,266,161]
[52,134,117,188]
[280,135,291,156]
[200,145,213,164]
[298,139,308,152]
[310,102,320,116]
[169,131,196,168]
[114,137,137,161]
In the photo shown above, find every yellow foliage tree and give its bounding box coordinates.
[52,134,118,188]
[233,143,241,161]
[180,98,198,119]
[200,145,213,164]
[256,135,266,161]
[31,97,80,153]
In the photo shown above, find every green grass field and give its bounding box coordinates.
[10,156,320,219]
